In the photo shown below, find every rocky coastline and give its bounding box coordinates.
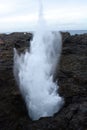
[0,32,87,130]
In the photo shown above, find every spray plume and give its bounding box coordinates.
[13,0,64,120]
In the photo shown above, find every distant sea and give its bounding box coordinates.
[63,30,87,35]
[1,30,87,35]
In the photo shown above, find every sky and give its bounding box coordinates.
[0,0,87,32]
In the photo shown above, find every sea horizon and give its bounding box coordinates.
[0,30,87,35]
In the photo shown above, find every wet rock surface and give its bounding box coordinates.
[0,32,87,130]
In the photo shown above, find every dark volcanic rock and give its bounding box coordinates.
[0,32,87,130]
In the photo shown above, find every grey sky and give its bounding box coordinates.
[0,0,87,32]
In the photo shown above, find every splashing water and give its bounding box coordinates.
[13,0,64,120]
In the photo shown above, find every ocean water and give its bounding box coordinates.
[66,30,87,35]
[2,30,87,35]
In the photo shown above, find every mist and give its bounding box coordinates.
[13,0,64,120]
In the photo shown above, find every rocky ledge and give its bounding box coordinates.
[0,32,87,130]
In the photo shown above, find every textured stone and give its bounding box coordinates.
[0,32,87,130]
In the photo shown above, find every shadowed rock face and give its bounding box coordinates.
[0,32,87,130]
